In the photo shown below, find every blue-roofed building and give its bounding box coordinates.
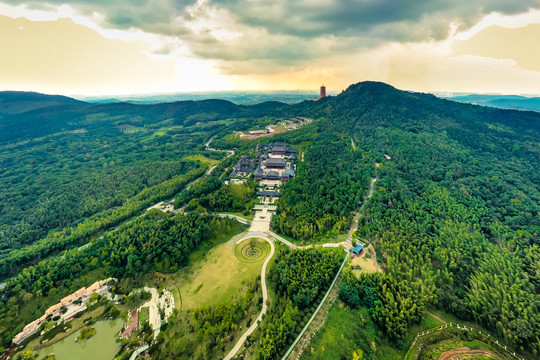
[351,244,364,255]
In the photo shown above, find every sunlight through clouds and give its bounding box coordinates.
[1,0,540,94]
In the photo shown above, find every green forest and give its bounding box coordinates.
[250,247,343,359]
[290,82,540,357]
[273,133,373,240]
[0,81,539,359]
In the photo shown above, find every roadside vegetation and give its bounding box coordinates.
[238,247,344,359]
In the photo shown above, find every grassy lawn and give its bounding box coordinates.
[301,301,444,360]
[165,221,247,312]
[188,222,247,266]
[272,231,299,244]
[312,232,349,244]
[172,240,266,310]
[182,154,220,166]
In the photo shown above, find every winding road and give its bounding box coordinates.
[222,174,379,359]
[223,232,275,360]
[205,135,235,157]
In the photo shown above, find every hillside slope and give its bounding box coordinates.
[276,81,540,357]
[0,91,87,116]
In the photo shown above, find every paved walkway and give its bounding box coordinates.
[205,135,235,157]
[268,231,295,248]
[217,213,249,224]
[224,232,275,360]
[129,344,149,360]
[249,208,273,232]
[253,204,277,211]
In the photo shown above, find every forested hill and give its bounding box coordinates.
[0,82,539,357]
[0,91,87,116]
[0,93,288,279]
[300,81,539,139]
[0,95,287,143]
[278,81,539,356]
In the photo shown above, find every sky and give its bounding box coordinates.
[2,0,540,95]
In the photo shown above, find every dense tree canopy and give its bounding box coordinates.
[295,82,540,356]
[253,248,343,359]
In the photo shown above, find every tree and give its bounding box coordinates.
[248,239,258,251]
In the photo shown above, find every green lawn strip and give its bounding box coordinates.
[272,231,300,245]
[182,154,221,166]
[221,211,254,221]
[300,301,443,360]
[273,230,348,246]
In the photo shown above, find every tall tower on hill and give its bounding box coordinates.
[320,85,326,99]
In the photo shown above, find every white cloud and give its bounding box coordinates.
[2,0,540,94]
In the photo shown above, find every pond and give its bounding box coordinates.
[35,319,123,360]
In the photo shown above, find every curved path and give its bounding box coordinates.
[205,135,235,157]
[223,232,275,360]
[224,170,379,359]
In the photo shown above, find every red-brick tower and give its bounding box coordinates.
[320,85,326,98]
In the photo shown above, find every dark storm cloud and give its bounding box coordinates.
[211,0,540,39]
[5,0,540,66]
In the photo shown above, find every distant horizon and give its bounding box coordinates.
[4,85,540,100]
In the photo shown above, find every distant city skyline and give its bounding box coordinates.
[2,1,540,95]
